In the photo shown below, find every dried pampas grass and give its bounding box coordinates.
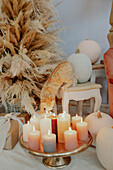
[0,0,64,114]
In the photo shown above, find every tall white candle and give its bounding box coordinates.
[40,115,52,143]
[72,114,81,130]
[43,130,56,153]
[76,118,88,141]
[64,127,78,151]
[57,113,69,143]
[30,115,40,130]
[58,111,70,127]
[28,126,40,151]
[23,121,33,142]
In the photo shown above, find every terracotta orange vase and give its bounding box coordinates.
[104,47,113,118]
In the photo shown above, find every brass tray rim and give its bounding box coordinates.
[19,133,93,158]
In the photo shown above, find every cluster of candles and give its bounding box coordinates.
[23,112,88,153]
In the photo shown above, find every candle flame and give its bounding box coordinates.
[63,111,66,114]
[81,117,83,123]
[48,130,51,135]
[46,110,48,115]
[33,126,35,132]
[62,113,65,118]
[69,127,72,131]
[49,111,52,114]
[76,114,78,117]
[27,121,30,125]
[53,113,56,117]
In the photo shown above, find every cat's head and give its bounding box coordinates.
[40,96,55,114]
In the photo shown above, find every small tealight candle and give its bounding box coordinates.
[64,127,78,151]
[72,114,81,130]
[40,115,52,143]
[28,126,40,151]
[76,118,88,141]
[51,113,58,141]
[43,130,56,153]
[57,112,69,143]
[23,121,33,142]
[30,115,40,130]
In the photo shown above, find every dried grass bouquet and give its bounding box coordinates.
[0,0,63,114]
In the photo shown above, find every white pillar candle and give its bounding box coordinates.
[43,130,56,153]
[64,127,78,151]
[76,118,88,141]
[72,114,81,130]
[30,115,40,130]
[41,110,52,119]
[23,121,33,142]
[28,126,40,151]
[57,113,69,143]
[58,111,70,127]
[40,115,52,143]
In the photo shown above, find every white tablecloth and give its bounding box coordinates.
[0,143,105,170]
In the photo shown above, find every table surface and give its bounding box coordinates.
[0,142,105,170]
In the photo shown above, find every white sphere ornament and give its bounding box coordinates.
[96,126,113,170]
[68,53,92,83]
[75,39,101,64]
[84,111,113,146]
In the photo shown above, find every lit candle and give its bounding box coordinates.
[23,121,33,142]
[40,115,52,143]
[28,126,40,151]
[43,130,56,153]
[72,114,81,130]
[64,127,78,151]
[76,118,88,141]
[57,112,69,143]
[58,111,70,127]
[30,115,40,130]
[51,113,58,141]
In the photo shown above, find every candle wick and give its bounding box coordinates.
[81,117,83,123]
[76,114,78,117]
[63,111,66,114]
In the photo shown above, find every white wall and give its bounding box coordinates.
[55,0,112,57]
[55,0,112,104]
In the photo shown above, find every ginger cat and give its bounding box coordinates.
[40,61,76,114]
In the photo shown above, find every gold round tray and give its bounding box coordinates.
[19,133,92,169]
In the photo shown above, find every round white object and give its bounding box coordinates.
[75,39,101,64]
[68,53,92,83]
[96,126,113,170]
[84,112,113,146]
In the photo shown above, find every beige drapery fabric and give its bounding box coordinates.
[107,2,113,47]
